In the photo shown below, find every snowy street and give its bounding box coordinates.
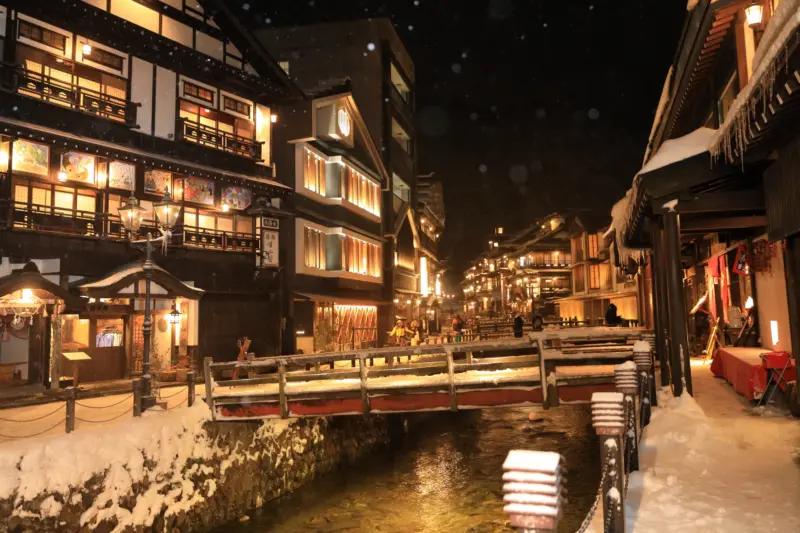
[619,360,800,532]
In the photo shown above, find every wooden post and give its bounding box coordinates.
[132,379,142,417]
[502,450,564,532]
[446,348,457,411]
[359,355,370,414]
[651,226,671,387]
[663,208,691,396]
[203,357,214,419]
[615,362,639,473]
[466,351,473,364]
[592,392,626,533]
[279,362,288,419]
[65,387,76,434]
[633,342,654,428]
[314,361,321,373]
[544,358,558,409]
[187,371,195,407]
[643,333,658,407]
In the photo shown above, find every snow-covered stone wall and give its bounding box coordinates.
[0,404,390,533]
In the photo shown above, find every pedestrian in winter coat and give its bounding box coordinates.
[513,314,524,338]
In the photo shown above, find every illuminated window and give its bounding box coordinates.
[182,80,214,104]
[588,234,599,259]
[18,20,67,52]
[303,148,325,195]
[344,166,380,216]
[342,235,380,278]
[589,264,601,290]
[304,226,327,270]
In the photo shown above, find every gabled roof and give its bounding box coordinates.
[0,262,84,312]
[79,262,203,300]
[197,0,305,102]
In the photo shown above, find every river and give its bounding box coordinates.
[218,405,600,533]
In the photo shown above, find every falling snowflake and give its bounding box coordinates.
[414,0,420,5]
[242,3,250,11]
[478,164,488,173]
[469,112,478,121]
[408,25,414,31]
[367,42,376,51]
[451,63,462,74]
[588,108,600,120]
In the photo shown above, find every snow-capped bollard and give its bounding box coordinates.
[187,371,195,407]
[65,386,76,433]
[615,362,639,473]
[633,341,653,428]
[132,378,142,417]
[592,392,626,533]
[501,450,565,532]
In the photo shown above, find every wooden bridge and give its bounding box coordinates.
[203,328,650,420]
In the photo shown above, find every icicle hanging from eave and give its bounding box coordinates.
[710,0,800,164]
[607,188,647,265]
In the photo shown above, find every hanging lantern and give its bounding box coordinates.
[118,195,146,235]
[167,303,182,325]
[745,2,763,27]
[154,188,181,232]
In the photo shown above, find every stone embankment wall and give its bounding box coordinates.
[0,405,390,533]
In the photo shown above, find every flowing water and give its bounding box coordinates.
[219,405,600,533]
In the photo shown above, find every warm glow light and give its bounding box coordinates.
[270,114,278,123]
[770,320,779,347]
[82,43,92,55]
[221,203,230,213]
[420,257,429,296]
[493,242,499,248]
[57,171,68,182]
[406,299,412,305]
[393,298,400,304]
[0,150,8,170]
[745,3,763,27]
[296,330,306,335]
[96,170,107,186]
[435,278,442,296]
[21,289,34,302]
[745,296,754,310]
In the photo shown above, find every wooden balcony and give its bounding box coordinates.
[0,63,139,126]
[5,203,257,254]
[177,118,262,160]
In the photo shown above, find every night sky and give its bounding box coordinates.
[248,0,687,287]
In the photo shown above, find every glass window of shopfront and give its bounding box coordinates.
[62,315,90,350]
[15,180,96,215]
[96,318,124,347]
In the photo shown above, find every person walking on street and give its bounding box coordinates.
[513,313,524,338]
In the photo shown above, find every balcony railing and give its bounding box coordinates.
[5,203,257,254]
[177,118,262,160]
[389,84,413,126]
[0,62,139,126]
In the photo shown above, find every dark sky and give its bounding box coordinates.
[248,0,687,287]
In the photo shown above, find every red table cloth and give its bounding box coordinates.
[710,347,796,400]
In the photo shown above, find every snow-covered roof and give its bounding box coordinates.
[80,262,204,298]
[639,127,716,176]
[711,0,800,161]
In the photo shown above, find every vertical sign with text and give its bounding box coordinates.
[260,217,280,268]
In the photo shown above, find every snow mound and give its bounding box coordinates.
[633,340,651,353]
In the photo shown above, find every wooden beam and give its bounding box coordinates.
[681,215,768,232]
[670,190,765,213]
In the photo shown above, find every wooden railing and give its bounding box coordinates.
[4,204,257,254]
[204,328,650,419]
[177,118,262,160]
[0,62,139,126]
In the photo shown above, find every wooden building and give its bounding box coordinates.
[257,19,423,346]
[556,215,641,326]
[608,0,800,407]
[462,215,572,320]
[272,85,388,353]
[0,0,301,389]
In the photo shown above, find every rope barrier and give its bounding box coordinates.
[165,397,188,410]
[158,387,188,400]
[0,417,65,439]
[0,403,65,423]
[75,394,134,409]
[75,408,133,424]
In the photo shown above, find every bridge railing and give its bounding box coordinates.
[203,328,651,420]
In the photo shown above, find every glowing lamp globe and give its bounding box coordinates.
[745,3,763,27]
[154,189,181,232]
[118,195,146,235]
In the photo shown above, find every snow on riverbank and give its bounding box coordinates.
[623,364,800,532]
[0,402,302,531]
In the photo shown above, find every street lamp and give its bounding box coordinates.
[745,2,763,27]
[118,190,180,411]
[167,303,182,325]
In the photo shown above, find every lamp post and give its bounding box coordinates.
[118,190,181,411]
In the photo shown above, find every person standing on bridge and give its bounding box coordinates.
[513,313,524,338]
[605,303,622,326]
[452,314,465,342]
